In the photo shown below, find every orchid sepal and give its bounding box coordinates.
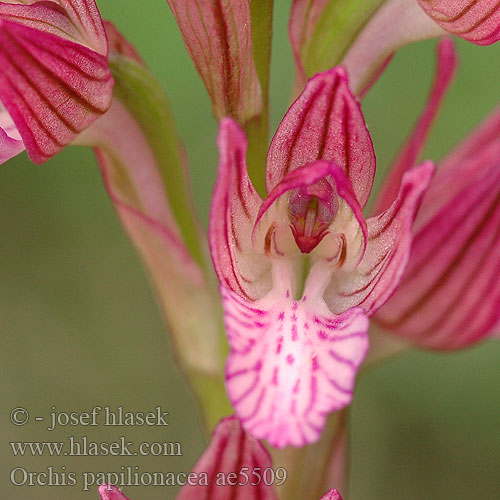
[0,0,108,55]
[176,416,278,499]
[0,0,114,164]
[266,67,376,208]
[417,0,500,45]
[166,0,262,127]
[167,0,269,193]
[376,123,500,350]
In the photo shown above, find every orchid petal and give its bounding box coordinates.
[376,142,500,350]
[326,162,434,316]
[375,38,457,213]
[99,485,130,500]
[166,0,262,125]
[0,1,108,55]
[418,0,500,45]
[209,118,271,301]
[267,67,375,208]
[320,490,343,500]
[0,17,113,164]
[176,416,278,500]
[223,260,369,448]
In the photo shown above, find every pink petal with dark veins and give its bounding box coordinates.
[209,118,271,301]
[326,162,434,316]
[176,416,278,499]
[376,142,500,349]
[166,0,262,124]
[0,1,108,54]
[418,0,500,44]
[267,67,375,208]
[0,18,113,164]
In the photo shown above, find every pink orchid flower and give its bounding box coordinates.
[99,485,131,500]
[374,39,500,349]
[99,417,344,500]
[0,0,113,165]
[209,66,434,448]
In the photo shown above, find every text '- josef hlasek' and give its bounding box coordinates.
[10,406,170,431]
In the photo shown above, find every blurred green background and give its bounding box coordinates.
[1,1,500,499]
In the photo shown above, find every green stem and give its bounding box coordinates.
[247,0,274,196]
[188,371,233,435]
